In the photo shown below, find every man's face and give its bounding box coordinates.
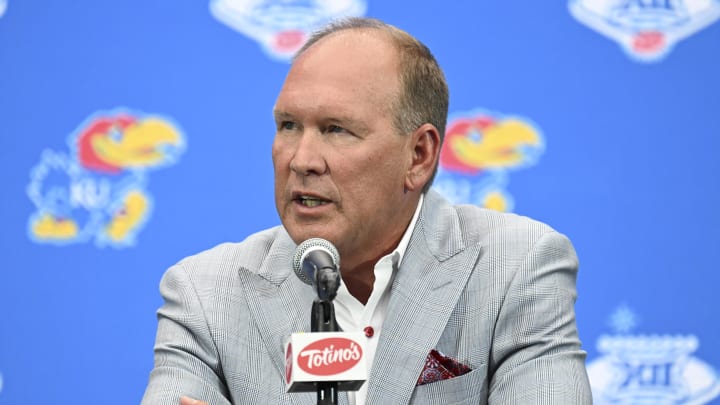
[272,30,417,268]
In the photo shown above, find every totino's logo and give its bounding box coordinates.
[26,108,186,248]
[297,337,362,375]
[569,0,720,62]
[209,0,367,61]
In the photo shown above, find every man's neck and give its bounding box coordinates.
[338,193,425,305]
[341,262,377,305]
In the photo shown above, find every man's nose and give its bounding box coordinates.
[289,131,327,176]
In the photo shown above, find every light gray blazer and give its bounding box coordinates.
[142,190,592,404]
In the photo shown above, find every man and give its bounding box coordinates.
[142,17,592,404]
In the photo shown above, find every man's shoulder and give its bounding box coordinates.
[423,193,566,254]
[456,204,554,238]
[425,190,559,247]
[172,225,290,279]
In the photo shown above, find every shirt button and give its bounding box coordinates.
[364,326,374,338]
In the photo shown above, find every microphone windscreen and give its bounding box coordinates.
[292,238,340,285]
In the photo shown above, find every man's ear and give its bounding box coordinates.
[405,123,441,192]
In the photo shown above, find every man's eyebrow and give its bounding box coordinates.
[272,111,369,133]
[272,111,294,121]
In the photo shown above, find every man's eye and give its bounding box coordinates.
[280,121,296,130]
[327,125,346,134]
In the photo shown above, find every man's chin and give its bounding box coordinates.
[286,228,337,247]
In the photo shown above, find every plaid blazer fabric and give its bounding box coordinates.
[142,190,592,404]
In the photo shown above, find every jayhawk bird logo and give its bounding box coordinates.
[27,109,185,248]
[433,110,544,212]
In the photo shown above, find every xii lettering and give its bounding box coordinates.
[620,362,674,388]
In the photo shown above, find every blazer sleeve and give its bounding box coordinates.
[488,230,592,404]
[141,263,232,405]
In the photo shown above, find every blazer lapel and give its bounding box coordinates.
[236,232,310,404]
[366,192,482,404]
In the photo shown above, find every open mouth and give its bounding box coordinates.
[296,195,330,208]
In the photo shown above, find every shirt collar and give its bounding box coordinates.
[333,194,424,310]
[389,193,424,268]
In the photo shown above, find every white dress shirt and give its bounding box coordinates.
[334,194,424,405]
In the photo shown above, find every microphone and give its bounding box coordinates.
[293,238,341,301]
[287,239,366,398]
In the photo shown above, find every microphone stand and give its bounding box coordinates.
[311,299,339,405]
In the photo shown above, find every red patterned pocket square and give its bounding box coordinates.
[416,349,472,386]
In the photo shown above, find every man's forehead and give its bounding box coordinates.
[286,35,398,86]
[273,29,400,121]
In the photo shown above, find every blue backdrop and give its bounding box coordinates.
[1,1,719,403]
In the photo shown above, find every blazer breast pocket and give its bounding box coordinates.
[409,364,488,405]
